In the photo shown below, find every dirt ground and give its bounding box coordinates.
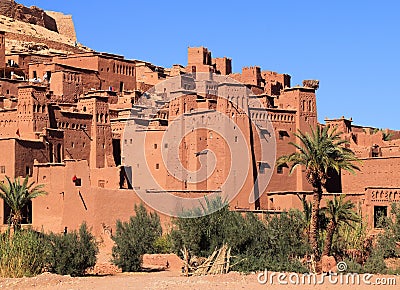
[0,271,399,290]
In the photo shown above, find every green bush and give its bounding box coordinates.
[363,253,387,274]
[234,210,309,273]
[153,234,173,254]
[342,258,365,274]
[112,204,162,272]
[0,229,47,277]
[45,223,98,276]
[375,203,400,258]
[170,196,309,273]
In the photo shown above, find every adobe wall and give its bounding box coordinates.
[98,57,136,92]
[54,55,136,92]
[21,160,169,236]
[0,110,18,137]
[212,57,232,75]
[264,110,299,194]
[262,71,291,96]
[0,139,16,179]
[240,66,262,87]
[0,78,22,98]
[0,32,5,68]
[45,11,77,41]
[14,139,47,177]
[186,47,214,73]
[53,111,92,162]
[135,64,164,87]
[50,71,83,101]
[342,157,400,192]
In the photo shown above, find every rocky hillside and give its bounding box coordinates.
[0,0,91,55]
[0,0,57,32]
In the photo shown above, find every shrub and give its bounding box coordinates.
[375,203,400,259]
[363,253,387,274]
[0,229,47,277]
[171,196,309,273]
[112,204,162,272]
[153,234,173,254]
[343,258,365,274]
[45,223,98,276]
[234,210,309,273]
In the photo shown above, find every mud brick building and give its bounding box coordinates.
[0,24,399,235]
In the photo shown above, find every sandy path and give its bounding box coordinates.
[0,271,398,290]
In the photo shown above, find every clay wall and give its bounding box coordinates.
[53,109,92,163]
[18,160,166,235]
[54,54,136,92]
[262,71,291,96]
[14,139,47,177]
[212,57,232,75]
[45,11,76,41]
[0,78,23,98]
[186,47,214,73]
[240,66,262,87]
[342,157,400,193]
[0,31,5,69]
[0,109,18,137]
[0,139,16,179]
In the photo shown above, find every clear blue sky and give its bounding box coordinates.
[18,0,400,129]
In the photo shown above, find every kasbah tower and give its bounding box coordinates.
[0,1,399,236]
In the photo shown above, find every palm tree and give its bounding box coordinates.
[277,126,360,259]
[0,175,47,230]
[321,194,360,256]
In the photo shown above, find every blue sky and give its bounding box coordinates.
[18,0,400,129]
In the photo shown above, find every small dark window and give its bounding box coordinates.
[74,178,82,186]
[0,166,5,174]
[155,163,160,169]
[374,206,387,228]
[279,130,289,140]
[277,165,284,174]
[154,144,158,149]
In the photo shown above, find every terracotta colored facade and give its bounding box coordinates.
[0,29,399,235]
